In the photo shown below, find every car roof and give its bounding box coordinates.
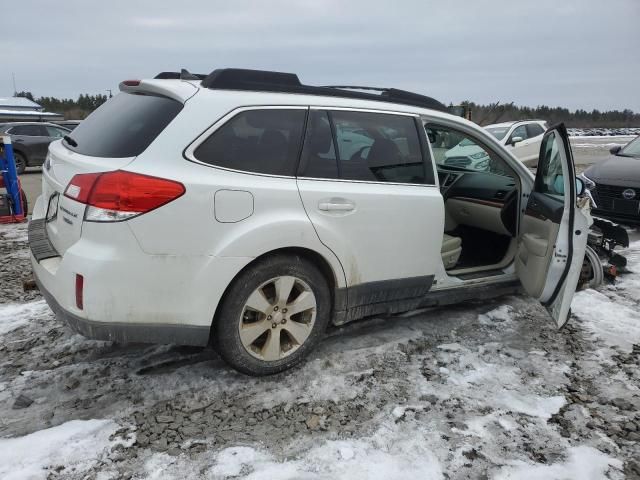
[486,119,547,128]
[1,121,60,126]
[121,68,454,117]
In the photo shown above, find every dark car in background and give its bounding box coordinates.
[0,122,70,174]
[580,135,640,226]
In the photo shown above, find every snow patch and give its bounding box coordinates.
[494,445,622,480]
[571,240,640,353]
[478,305,513,325]
[495,391,565,420]
[0,419,120,480]
[0,224,28,242]
[0,300,51,336]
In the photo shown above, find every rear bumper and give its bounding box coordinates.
[34,272,210,346]
[28,195,251,346]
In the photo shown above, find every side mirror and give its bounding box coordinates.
[609,145,622,155]
[575,177,585,196]
[510,136,524,145]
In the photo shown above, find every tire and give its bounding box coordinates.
[579,245,603,290]
[13,152,27,175]
[20,190,28,216]
[214,254,331,376]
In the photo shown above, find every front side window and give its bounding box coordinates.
[194,109,307,176]
[426,124,510,176]
[330,111,429,184]
[46,126,69,138]
[510,125,528,142]
[536,131,565,197]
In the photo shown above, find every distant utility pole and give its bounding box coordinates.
[106,89,113,98]
[12,72,17,96]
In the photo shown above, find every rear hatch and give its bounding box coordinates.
[43,91,184,255]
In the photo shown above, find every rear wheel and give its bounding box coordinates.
[13,152,26,175]
[214,254,331,376]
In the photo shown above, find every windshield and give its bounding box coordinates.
[620,136,640,157]
[63,92,183,158]
[486,126,510,141]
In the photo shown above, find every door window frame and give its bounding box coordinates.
[298,106,437,187]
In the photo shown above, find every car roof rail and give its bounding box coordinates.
[154,69,207,80]
[199,68,448,112]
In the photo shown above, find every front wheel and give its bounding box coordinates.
[579,245,604,290]
[214,255,331,376]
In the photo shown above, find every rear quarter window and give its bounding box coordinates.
[193,109,307,176]
[63,92,183,158]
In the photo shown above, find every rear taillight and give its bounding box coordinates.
[75,274,84,310]
[64,170,185,222]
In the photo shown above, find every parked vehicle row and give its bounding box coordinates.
[28,68,591,375]
[568,127,640,137]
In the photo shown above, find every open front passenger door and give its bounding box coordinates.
[516,123,591,328]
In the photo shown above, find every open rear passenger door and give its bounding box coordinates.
[516,123,591,328]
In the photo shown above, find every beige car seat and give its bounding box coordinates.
[441,233,462,270]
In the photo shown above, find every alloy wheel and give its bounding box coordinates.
[238,276,317,361]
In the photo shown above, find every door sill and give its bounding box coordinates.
[453,268,506,281]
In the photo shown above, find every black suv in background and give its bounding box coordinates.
[581,135,640,226]
[0,122,71,174]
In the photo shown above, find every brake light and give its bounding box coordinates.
[64,171,185,222]
[75,274,84,310]
[122,80,141,86]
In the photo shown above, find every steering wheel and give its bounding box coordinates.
[500,188,519,237]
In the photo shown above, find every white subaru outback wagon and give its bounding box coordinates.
[29,68,591,375]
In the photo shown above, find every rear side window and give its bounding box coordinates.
[10,125,45,136]
[330,111,430,184]
[527,123,545,137]
[63,92,183,158]
[194,109,307,176]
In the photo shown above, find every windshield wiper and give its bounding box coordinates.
[64,135,78,147]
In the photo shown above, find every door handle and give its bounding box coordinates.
[318,201,355,212]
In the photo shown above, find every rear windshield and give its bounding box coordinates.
[63,92,183,157]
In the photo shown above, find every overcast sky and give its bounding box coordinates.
[3,0,639,111]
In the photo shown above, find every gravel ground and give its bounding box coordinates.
[0,222,639,479]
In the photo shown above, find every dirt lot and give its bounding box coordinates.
[1,221,639,479]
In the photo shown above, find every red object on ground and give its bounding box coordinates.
[0,176,27,224]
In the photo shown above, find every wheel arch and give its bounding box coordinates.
[12,148,27,162]
[208,246,344,344]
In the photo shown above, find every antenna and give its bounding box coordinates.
[12,72,17,96]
